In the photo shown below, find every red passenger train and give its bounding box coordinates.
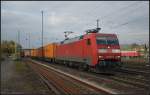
[55,29,121,70]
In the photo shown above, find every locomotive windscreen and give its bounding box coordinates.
[96,36,119,45]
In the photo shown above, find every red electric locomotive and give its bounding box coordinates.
[55,28,121,71]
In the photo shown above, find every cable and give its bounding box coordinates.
[103,3,146,28]
[68,1,144,33]
[107,16,148,35]
[101,1,142,20]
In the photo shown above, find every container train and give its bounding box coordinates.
[23,28,121,71]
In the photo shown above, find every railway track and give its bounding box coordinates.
[26,59,118,95]
[54,61,150,90]
[29,59,149,94]
[118,67,150,76]
[26,61,62,95]
[123,65,150,71]
[110,67,150,91]
[88,69,150,91]
[108,75,149,90]
[87,69,149,92]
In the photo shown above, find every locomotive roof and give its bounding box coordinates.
[58,33,117,45]
[60,35,84,44]
[95,33,117,36]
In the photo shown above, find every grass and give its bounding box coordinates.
[15,61,28,73]
[0,57,5,62]
[1,58,50,94]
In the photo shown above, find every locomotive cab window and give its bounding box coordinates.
[96,36,119,45]
[87,39,91,45]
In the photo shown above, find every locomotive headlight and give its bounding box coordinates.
[112,49,121,53]
[117,56,121,58]
[99,56,102,58]
[98,49,107,53]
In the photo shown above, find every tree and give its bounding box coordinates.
[1,40,22,55]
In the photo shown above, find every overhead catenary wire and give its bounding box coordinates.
[111,16,146,29]
[83,2,140,22]
[66,1,144,33]
[103,4,146,28]
[100,1,143,20]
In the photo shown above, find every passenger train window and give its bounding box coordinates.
[87,39,91,45]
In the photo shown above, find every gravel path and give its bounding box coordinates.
[1,57,54,95]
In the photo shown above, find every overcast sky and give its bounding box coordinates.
[1,1,149,48]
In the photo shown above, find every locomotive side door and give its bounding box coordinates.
[83,37,93,66]
[83,34,98,67]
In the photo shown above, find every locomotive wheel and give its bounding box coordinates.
[78,64,84,71]
[79,63,89,71]
[83,64,89,71]
[65,62,69,67]
[69,62,73,67]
